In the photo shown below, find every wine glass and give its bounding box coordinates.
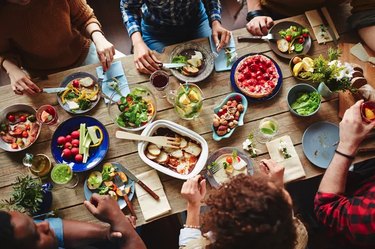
[150,70,170,98]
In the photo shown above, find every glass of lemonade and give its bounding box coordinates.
[51,163,79,189]
[167,83,204,120]
[256,117,279,143]
[23,153,52,178]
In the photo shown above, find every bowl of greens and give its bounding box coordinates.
[287,83,321,117]
[108,85,157,131]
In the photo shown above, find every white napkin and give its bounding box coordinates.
[266,135,306,183]
[135,170,171,222]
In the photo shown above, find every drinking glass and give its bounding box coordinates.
[256,117,279,144]
[23,153,52,178]
[150,70,170,98]
[167,82,204,120]
[50,163,79,189]
[36,105,59,125]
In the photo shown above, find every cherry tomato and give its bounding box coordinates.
[298,37,305,44]
[65,135,72,143]
[19,115,27,122]
[285,35,292,42]
[62,148,72,159]
[71,147,79,156]
[64,142,72,149]
[7,114,16,123]
[22,131,28,138]
[11,143,18,149]
[75,154,83,163]
[25,124,30,130]
[71,139,79,147]
[72,79,80,88]
[57,136,66,145]
[302,33,309,38]
[71,130,80,139]
[226,156,233,164]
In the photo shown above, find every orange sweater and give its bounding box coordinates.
[0,0,100,76]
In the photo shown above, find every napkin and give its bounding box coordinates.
[135,170,171,222]
[305,7,339,44]
[96,61,130,103]
[209,34,237,72]
[266,135,306,183]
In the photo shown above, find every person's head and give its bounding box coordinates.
[202,174,297,249]
[0,210,58,249]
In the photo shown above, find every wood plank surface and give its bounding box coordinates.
[0,14,371,226]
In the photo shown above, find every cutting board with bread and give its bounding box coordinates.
[338,43,375,118]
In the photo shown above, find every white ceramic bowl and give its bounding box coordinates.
[138,120,208,180]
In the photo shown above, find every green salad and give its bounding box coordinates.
[291,91,320,115]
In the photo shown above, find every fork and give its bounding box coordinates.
[113,175,137,219]
[207,162,221,176]
[115,131,180,148]
[237,33,280,42]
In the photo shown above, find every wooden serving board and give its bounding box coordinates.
[338,43,375,118]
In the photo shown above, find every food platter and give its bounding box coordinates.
[83,162,135,209]
[230,53,283,102]
[0,104,41,152]
[51,116,109,172]
[205,147,254,189]
[302,121,339,169]
[57,72,101,114]
[268,21,312,59]
[169,42,214,83]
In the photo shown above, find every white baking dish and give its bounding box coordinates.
[138,120,208,180]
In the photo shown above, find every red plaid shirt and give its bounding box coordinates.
[314,174,375,248]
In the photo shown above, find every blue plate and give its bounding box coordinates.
[212,93,248,141]
[230,53,283,102]
[83,162,135,209]
[302,121,339,169]
[51,116,109,172]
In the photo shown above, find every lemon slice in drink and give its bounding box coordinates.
[259,120,277,135]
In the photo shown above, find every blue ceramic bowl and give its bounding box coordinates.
[51,116,109,172]
[287,83,321,117]
[212,93,248,141]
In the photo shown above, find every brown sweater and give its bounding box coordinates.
[261,0,375,17]
[0,0,100,76]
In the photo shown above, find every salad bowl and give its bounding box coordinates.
[287,83,321,117]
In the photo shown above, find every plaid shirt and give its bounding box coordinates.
[314,174,375,248]
[120,0,221,37]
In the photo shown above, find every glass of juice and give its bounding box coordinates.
[150,70,169,98]
[51,163,79,189]
[256,117,279,144]
[23,153,52,178]
[361,101,375,123]
[36,105,58,125]
[167,83,204,120]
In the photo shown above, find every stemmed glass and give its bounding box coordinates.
[50,163,79,189]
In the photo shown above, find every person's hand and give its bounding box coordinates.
[92,33,115,72]
[212,20,231,51]
[181,175,206,207]
[246,16,274,36]
[337,100,375,155]
[259,159,284,188]
[7,65,40,95]
[133,41,161,74]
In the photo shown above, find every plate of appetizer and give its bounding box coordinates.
[108,86,157,131]
[138,120,208,180]
[169,42,214,83]
[302,121,339,169]
[84,162,135,209]
[212,93,247,141]
[51,116,109,172]
[58,72,101,114]
[0,104,41,152]
[230,53,283,102]
[268,21,311,59]
[205,147,254,188]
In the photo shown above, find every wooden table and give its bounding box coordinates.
[0,14,374,226]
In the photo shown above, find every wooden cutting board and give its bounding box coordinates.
[338,43,375,118]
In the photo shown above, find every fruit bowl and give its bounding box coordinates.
[289,55,314,81]
[108,85,157,132]
[0,104,41,152]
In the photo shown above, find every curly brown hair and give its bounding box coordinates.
[201,174,297,249]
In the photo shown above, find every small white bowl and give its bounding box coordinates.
[138,120,208,180]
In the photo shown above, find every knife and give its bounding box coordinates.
[237,33,280,42]
[317,8,337,46]
[161,63,185,69]
[43,87,68,93]
[122,166,160,200]
[113,175,137,219]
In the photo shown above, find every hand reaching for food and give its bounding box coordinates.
[92,32,115,72]
[259,159,284,188]
[246,16,274,36]
[212,20,231,52]
[181,175,206,207]
[133,40,161,74]
[5,62,41,95]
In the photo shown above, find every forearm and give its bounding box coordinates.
[318,142,355,194]
[358,26,375,53]
[2,58,20,74]
[120,0,143,37]
[86,22,105,43]
[185,203,201,227]
[246,0,262,11]
[110,216,147,249]
[131,32,145,45]
[202,0,221,23]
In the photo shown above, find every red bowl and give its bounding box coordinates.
[361,101,375,123]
